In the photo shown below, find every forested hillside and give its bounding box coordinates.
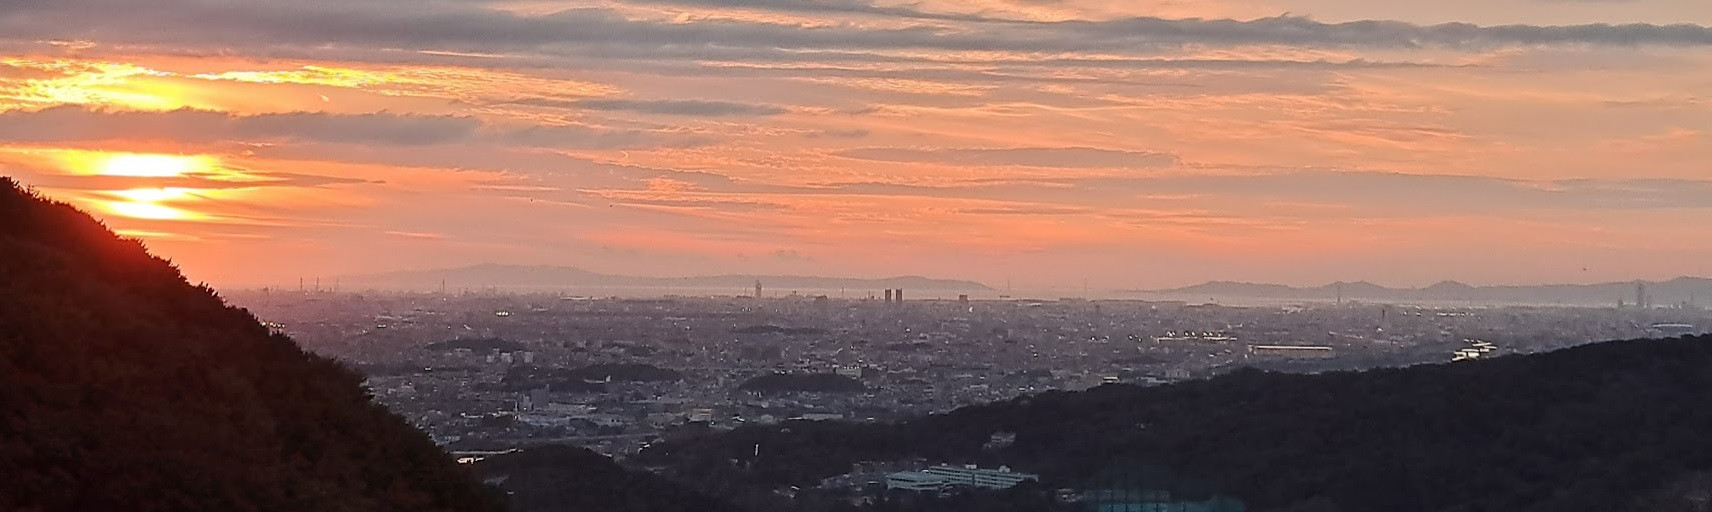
[640,334,1712,512]
[0,178,505,512]
[476,445,743,512]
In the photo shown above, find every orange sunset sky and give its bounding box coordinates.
[1,0,1710,289]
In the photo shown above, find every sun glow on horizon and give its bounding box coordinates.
[96,187,206,220]
[101,199,197,220]
[110,187,196,203]
[96,153,215,177]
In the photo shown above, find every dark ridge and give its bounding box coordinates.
[475,445,741,512]
[641,334,1712,512]
[0,178,504,512]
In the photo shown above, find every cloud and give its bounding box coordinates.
[615,0,998,22]
[510,98,790,117]
[808,129,872,139]
[1041,16,1712,49]
[385,230,447,240]
[970,57,1452,70]
[1066,171,1712,214]
[500,124,714,149]
[0,61,69,80]
[770,248,812,261]
[0,105,478,146]
[838,147,1178,168]
[740,171,1712,218]
[0,0,1707,65]
[22,171,377,192]
[0,105,706,150]
[957,206,1088,215]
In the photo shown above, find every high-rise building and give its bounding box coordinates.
[895,289,904,302]
[1637,282,1650,309]
[884,289,894,303]
[755,280,763,298]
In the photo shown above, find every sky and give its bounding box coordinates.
[1,0,1709,290]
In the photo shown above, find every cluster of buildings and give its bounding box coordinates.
[850,462,1243,511]
[1451,339,1497,362]
[228,289,1712,457]
[884,464,1039,492]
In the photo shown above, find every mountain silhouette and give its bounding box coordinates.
[0,179,504,512]
[1153,277,1712,305]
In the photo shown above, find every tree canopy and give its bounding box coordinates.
[0,178,505,512]
[643,333,1712,512]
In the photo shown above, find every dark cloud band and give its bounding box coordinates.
[0,0,1706,63]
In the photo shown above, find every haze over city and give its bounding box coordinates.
[11,3,1712,511]
[2,0,1710,289]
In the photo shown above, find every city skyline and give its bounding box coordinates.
[2,0,1710,288]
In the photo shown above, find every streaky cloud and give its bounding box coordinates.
[0,1,1706,60]
[0,105,478,146]
[507,97,790,117]
[838,147,1178,169]
[0,105,709,150]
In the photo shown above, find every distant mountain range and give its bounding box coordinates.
[1148,277,1712,306]
[333,264,992,293]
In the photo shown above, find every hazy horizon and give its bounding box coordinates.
[3,0,1710,290]
[227,261,1712,298]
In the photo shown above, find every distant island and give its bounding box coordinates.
[1143,277,1712,306]
[321,264,992,293]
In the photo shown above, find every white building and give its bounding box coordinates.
[886,464,1039,491]
[886,471,952,492]
[1246,345,1334,359]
